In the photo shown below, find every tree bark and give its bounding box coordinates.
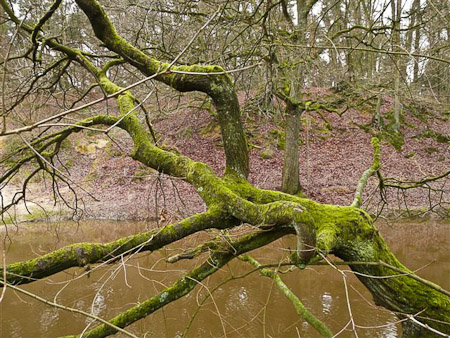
[1,1,449,337]
[392,0,402,132]
[74,0,249,178]
[281,106,301,194]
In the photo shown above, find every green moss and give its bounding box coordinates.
[132,165,156,182]
[83,158,101,182]
[437,134,450,143]
[413,130,450,144]
[386,131,404,151]
[425,147,439,154]
[269,128,286,150]
[404,152,416,158]
[64,159,73,168]
[200,120,221,137]
[60,138,73,150]
[371,137,380,169]
[260,149,274,159]
[180,126,193,138]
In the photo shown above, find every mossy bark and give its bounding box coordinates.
[74,0,249,178]
[2,210,236,285]
[336,237,450,337]
[61,229,290,338]
[1,1,449,337]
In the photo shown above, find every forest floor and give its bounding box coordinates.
[1,86,449,223]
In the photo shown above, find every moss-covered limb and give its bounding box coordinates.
[73,0,217,93]
[1,0,134,127]
[240,255,333,338]
[335,236,450,336]
[351,137,380,208]
[1,209,237,286]
[223,176,375,253]
[63,228,290,338]
[73,0,249,177]
[223,177,450,334]
[4,0,248,177]
[214,190,318,262]
[376,261,450,298]
[126,116,316,241]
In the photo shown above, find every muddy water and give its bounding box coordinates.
[1,219,448,338]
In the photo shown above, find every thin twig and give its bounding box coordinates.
[0,248,6,302]
[167,7,222,69]
[18,134,98,201]
[1,14,27,133]
[0,279,138,338]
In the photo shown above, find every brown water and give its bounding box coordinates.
[0,219,449,338]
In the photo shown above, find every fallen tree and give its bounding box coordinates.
[1,1,449,337]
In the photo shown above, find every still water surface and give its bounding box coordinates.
[1,219,449,337]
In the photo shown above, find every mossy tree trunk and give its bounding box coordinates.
[1,1,449,337]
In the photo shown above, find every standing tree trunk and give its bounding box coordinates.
[280,0,318,195]
[282,105,301,194]
[392,0,403,132]
[412,0,422,84]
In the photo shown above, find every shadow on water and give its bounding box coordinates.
[1,218,449,337]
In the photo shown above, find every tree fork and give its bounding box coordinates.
[73,0,249,178]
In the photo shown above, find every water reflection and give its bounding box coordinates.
[0,219,448,337]
[321,292,333,314]
[40,308,59,332]
[381,323,398,338]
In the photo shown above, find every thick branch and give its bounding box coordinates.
[1,209,236,285]
[73,0,249,177]
[335,237,450,337]
[31,0,63,47]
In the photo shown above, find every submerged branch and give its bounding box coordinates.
[240,255,333,337]
[63,228,289,338]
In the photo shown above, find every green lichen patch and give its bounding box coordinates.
[261,149,274,159]
[425,147,439,154]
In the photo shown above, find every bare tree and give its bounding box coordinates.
[1,1,449,337]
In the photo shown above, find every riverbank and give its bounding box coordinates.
[1,87,449,223]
